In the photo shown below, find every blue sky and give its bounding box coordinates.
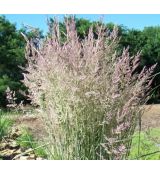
[2,14,160,34]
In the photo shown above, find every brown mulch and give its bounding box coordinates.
[0,127,44,160]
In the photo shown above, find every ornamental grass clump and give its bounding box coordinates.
[22,17,156,159]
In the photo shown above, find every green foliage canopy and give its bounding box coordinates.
[0,16,26,107]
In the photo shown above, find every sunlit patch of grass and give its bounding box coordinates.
[0,111,13,140]
[129,128,160,160]
[16,128,47,158]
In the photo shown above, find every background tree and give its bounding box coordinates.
[140,27,160,102]
[0,16,43,107]
[0,16,26,107]
[120,27,160,102]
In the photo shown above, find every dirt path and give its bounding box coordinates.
[142,104,160,130]
[13,104,160,140]
[14,116,46,141]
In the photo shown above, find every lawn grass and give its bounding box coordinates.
[0,110,14,140]
[129,128,160,160]
[16,128,47,158]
